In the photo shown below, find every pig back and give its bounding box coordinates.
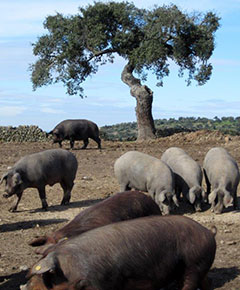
[114,151,174,191]
[14,149,78,185]
[161,147,202,186]
[29,190,161,248]
[54,190,161,241]
[203,147,239,186]
[57,119,99,139]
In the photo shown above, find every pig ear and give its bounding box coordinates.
[208,190,217,204]
[13,173,23,186]
[28,252,56,276]
[188,190,196,204]
[173,195,179,207]
[0,172,8,185]
[223,192,233,208]
[159,193,166,203]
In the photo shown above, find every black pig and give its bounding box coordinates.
[25,215,217,290]
[0,149,78,212]
[48,119,101,149]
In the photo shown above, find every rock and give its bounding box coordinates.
[19,265,28,271]
[82,176,93,181]
[226,241,237,245]
[0,125,49,142]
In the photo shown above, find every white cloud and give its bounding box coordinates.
[0,106,26,117]
[212,58,240,67]
[41,107,64,114]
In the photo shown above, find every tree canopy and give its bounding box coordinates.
[31,1,220,96]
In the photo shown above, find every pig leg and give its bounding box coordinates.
[175,185,182,201]
[60,181,73,205]
[181,273,199,290]
[233,190,239,210]
[182,185,189,204]
[70,138,75,149]
[58,141,62,148]
[81,138,89,149]
[214,194,224,214]
[20,275,48,290]
[38,187,48,210]
[199,275,212,290]
[9,192,23,212]
[203,169,211,196]
[92,136,101,149]
[119,183,131,192]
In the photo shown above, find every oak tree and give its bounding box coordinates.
[30,1,220,140]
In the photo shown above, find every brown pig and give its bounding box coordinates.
[25,215,217,290]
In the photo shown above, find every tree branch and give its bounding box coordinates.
[121,62,141,87]
[87,48,117,62]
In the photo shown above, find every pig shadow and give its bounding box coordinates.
[209,266,240,288]
[172,199,211,215]
[66,146,102,151]
[31,198,105,213]
[0,218,67,233]
[0,269,28,290]
[0,267,239,290]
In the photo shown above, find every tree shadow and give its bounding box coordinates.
[209,266,240,288]
[0,218,67,233]
[0,270,28,290]
[30,198,105,213]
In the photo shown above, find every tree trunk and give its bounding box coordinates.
[121,62,156,140]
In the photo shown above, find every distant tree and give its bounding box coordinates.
[213,116,220,122]
[30,1,220,140]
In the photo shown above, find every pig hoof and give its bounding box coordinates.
[9,207,16,212]
[195,207,202,212]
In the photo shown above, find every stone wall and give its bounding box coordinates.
[0,126,50,142]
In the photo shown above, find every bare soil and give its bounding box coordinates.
[0,130,240,289]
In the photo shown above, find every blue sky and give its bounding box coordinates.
[0,0,240,131]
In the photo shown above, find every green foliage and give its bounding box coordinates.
[30,1,220,96]
[100,116,240,141]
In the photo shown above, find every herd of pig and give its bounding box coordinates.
[0,139,239,289]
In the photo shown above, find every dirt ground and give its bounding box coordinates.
[0,130,240,290]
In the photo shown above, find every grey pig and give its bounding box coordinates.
[203,147,239,214]
[0,149,78,212]
[161,147,205,212]
[114,151,178,215]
